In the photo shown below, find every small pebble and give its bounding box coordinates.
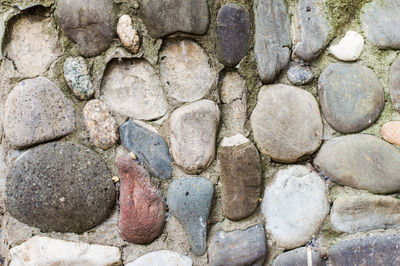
[381,121,400,145]
[329,31,364,61]
[64,56,94,100]
[117,14,140,54]
[287,63,314,85]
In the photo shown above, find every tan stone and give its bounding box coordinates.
[381,121,400,145]
[117,15,140,54]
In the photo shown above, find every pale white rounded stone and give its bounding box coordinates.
[117,14,140,54]
[220,133,249,147]
[126,250,192,266]
[329,31,364,61]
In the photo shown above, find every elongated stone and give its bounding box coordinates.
[64,56,94,100]
[126,250,192,266]
[272,247,323,266]
[390,55,400,112]
[117,15,140,54]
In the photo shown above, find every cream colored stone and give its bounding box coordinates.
[126,250,192,266]
[329,31,364,61]
[117,15,140,54]
[381,121,400,145]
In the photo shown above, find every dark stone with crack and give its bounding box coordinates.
[272,247,323,266]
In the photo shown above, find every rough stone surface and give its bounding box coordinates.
[159,40,215,102]
[117,155,165,244]
[381,121,400,145]
[389,55,400,112]
[254,0,291,83]
[64,56,94,100]
[120,120,172,179]
[314,134,400,194]
[126,250,192,266]
[101,59,167,120]
[329,31,364,61]
[331,195,400,233]
[117,14,140,54]
[6,142,116,233]
[9,236,121,266]
[328,234,400,266]
[294,0,331,61]
[83,99,118,150]
[318,63,384,134]
[250,84,323,163]
[216,3,250,66]
[272,247,323,266]
[218,134,261,220]
[361,0,400,49]
[56,0,115,57]
[287,63,314,86]
[4,77,75,149]
[139,0,209,39]
[169,100,220,173]
[167,177,214,256]
[261,165,329,249]
[208,225,266,266]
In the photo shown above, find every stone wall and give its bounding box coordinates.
[1,0,400,265]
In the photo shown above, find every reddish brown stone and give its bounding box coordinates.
[117,155,165,244]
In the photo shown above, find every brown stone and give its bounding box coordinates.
[218,134,261,220]
[117,155,165,244]
[381,121,400,145]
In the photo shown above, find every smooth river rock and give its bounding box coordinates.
[169,100,220,174]
[4,77,75,149]
[126,250,192,266]
[250,84,323,163]
[56,0,115,57]
[329,31,364,61]
[318,63,384,133]
[254,0,291,83]
[261,165,329,249]
[117,155,165,244]
[64,56,94,100]
[381,121,400,145]
[272,247,323,266]
[314,134,400,194]
[218,134,261,220]
[331,195,400,233]
[208,225,267,266]
[139,0,209,39]
[167,177,214,256]
[390,55,400,111]
[328,234,400,265]
[6,142,116,233]
[287,63,314,86]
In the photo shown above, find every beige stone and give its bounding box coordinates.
[381,121,400,145]
[117,15,140,54]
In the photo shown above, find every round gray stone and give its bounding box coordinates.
[318,63,384,134]
[272,247,323,266]
[6,142,116,233]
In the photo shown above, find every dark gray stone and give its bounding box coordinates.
[167,177,214,256]
[254,0,291,83]
[390,55,400,112]
[318,63,384,133]
[287,63,314,85]
[6,142,116,233]
[272,247,323,266]
[208,225,266,266]
[328,234,400,266]
[314,134,400,194]
[361,0,400,49]
[120,120,172,180]
[139,0,209,39]
[216,3,250,66]
[56,0,115,57]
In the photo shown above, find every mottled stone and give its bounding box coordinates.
[159,40,215,102]
[331,195,400,233]
[218,134,261,220]
[167,177,214,256]
[293,0,331,61]
[101,59,167,120]
[390,55,400,111]
[117,155,165,244]
[117,14,140,54]
[4,77,75,149]
[382,121,400,145]
[328,234,400,265]
[83,99,118,149]
[261,165,329,249]
[287,63,314,86]
[139,0,209,39]
[120,120,172,179]
[56,0,115,57]
[126,250,192,266]
[254,0,291,83]
[329,31,364,61]
[361,0,400,49]
[208,225,266,266]
[272,247,323,266]
[318,63,384,133]
[216,3,250,66]
[64,56,94,100]
[9,236,121,266]
[250,84,323,163]
[6,142,115,233]
[314,134,400,194]
[169,100,220,174]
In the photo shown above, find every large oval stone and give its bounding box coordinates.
[318,63,384,134]
[6,142,116,233]
[250,84,323,163]
[314,134,400,194]
[126,250,192,266]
